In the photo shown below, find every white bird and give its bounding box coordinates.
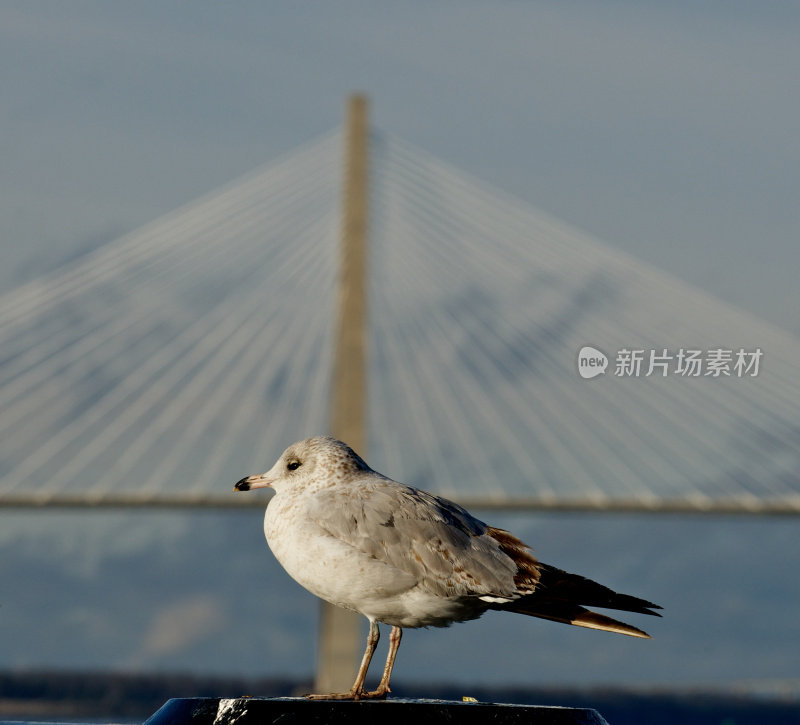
[234,436,661,700]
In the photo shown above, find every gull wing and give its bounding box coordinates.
[307,478,532,601]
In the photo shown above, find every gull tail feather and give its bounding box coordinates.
[496,562,662,639]
[502,598,653,638]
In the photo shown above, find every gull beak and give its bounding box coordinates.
[234,473,274,492]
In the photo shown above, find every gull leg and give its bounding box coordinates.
[364,625,402,699]
[306,619,380,700]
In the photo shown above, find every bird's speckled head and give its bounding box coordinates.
[234,436,374,494]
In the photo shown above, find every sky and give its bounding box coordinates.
[2,2,799,333]
[1,1,800,692]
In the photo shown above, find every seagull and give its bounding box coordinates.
[234,436,661,700]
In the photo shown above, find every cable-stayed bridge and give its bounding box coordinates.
[2,123,800,513]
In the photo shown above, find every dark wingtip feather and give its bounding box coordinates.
[483,528,661,636]
[536,563,662,616]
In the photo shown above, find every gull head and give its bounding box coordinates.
[234,436,373,494]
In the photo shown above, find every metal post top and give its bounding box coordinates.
[145,697,610,725]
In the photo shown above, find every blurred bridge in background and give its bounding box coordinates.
[1,100,800,515]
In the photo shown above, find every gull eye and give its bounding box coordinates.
[287,460,301,471]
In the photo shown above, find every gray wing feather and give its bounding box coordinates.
[308,477,520,600]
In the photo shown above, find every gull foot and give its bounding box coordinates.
[304,687,389,701]
[363,686,390,699]
[305,690,360,700]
